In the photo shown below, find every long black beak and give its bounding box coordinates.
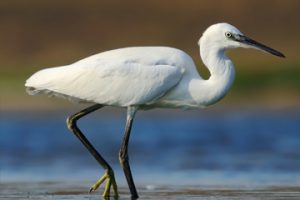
[236,34,285,58]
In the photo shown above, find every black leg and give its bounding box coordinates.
[66,104,118,197]
[119,107,139,199]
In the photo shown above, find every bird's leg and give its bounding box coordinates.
[119,107,139,199]
[66,104,118,198]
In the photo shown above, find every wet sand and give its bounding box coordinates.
[1,181,300,200]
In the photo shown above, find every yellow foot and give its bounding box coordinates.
[89,170,118,198]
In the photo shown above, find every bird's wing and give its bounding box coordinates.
[26,60,185,106]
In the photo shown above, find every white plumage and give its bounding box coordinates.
[25,23,284,110]
[26,47,190,107]
[25,23,284,198]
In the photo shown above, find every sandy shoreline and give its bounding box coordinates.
[1,181,300,200]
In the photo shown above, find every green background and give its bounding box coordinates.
[1,0,299,110]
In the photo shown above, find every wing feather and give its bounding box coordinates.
[25,60,184,106]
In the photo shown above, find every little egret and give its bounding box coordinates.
[25,23,284,198]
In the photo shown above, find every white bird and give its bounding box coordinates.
[25,23,284,198]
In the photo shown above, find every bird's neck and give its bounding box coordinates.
[191,42,235,107]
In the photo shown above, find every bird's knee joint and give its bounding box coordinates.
[66,116,76,130]
[119,152,128,164]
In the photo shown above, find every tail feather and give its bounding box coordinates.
[25,65,88,103]
[25,66,68,95]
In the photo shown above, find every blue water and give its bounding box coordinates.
[1,108,300,186]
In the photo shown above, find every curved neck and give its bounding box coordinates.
[190,40,235,107]
[200,42,235,77]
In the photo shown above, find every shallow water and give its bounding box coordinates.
[1,182,300,200]
[1,108,300,198]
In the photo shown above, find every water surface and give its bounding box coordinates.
[1,108,300,199]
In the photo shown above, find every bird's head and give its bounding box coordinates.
[199,23,285,58]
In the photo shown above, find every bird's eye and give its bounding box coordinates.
[225,32,232,38]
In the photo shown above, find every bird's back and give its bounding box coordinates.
[75,47,192,68]
[25,47,197,107]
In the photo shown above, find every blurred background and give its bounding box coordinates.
[1,0,300,109]
[1,0,300,189]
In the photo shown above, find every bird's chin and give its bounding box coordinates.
[239,43,250,49]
